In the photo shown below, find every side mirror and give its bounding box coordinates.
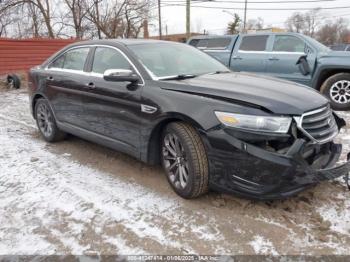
[103,69,140,83]
[296,55,311,76]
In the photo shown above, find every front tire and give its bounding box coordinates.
[34,98,66,142]
[321,73,350,110]
[161,122,209,199]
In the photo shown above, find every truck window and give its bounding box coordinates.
[346,46,350,51]
[197,39,208,48]
[273,35,305,53]
[206,38,231,49]
[239,35,268,51]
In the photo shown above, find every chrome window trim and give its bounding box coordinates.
[45,44,145,86]
[238,50,305,55]
[293,106,339,144]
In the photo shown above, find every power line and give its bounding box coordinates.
[162,0,337,3]
[160,4,350,10]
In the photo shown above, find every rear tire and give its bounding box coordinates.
[34,98,66,142]
[161,122,209,199]
[320,73,350,110]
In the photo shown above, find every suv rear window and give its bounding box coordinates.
[239,35,268,51]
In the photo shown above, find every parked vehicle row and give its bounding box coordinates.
[28,39,350,200]
[188,33,350,110]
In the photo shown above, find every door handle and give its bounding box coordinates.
[232,55,242,60]
[47,76,54,81]
[85,82,95,90]
[268,57,279,61]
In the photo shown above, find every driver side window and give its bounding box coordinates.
[92,47,131,74]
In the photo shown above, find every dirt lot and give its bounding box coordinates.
[0,88,349,255]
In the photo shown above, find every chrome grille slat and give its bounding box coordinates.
[302,110,332,124]
[295,105,338,144]
[302,118,333,129]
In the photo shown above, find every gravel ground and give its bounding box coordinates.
[0,89,349,255]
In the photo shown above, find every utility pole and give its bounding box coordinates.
[243,0,247,33]
[186,0,190,39]
[158,0,162,39]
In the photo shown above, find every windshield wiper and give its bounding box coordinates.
[159,74,197,81]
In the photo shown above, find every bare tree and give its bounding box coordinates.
[0,0,55,37]
[86,0,151,39]
[246,17,264,30]
[316,18,350,45]
[285,12,305,33]
[63,0,91,39]
[303,8,322,37]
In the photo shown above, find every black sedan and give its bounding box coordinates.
[28,39,350,200]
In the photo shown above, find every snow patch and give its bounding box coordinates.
[249,235,279,255]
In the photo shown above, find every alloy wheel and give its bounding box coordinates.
[36,103,54,138]
[162,133,189,189]
[330,80,350,104]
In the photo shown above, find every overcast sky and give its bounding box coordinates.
[149,0,350,36]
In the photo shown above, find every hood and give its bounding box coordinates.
[160,72,328,115]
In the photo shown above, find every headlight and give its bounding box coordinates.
[215,111,292,133]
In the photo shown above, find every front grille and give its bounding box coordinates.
[298,105,338,144]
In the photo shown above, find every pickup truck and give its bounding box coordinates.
[187,33,350,110]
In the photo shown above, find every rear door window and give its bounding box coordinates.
[49,55,65,69]
[49,47,90,70]
[239,35,268,51]
[63,47,90,71]
[273,35,305,52]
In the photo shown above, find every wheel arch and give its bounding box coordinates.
[145,113,206,165]
[315,68,350,92]
[31,93,54,119]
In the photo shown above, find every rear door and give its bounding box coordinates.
[80,46,143,156]
[266,35,316,86]
[45,46,91,128]
[230,35,270,74]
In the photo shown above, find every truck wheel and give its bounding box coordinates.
[161,122,209,199]
[7,74,21,89]
[321,73,350,110]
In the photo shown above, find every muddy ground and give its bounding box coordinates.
[0,89,349,255]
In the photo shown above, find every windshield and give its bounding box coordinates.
[304,36,330,52]
[128,42,229,79]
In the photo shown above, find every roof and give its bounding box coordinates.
[68,38,172,47]
[188,32,304,40]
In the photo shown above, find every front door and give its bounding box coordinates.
[265,35,316,86]
[81,46,143,156]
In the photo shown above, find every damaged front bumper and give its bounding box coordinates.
[206,128,350,200]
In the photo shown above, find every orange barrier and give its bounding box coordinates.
[0,38,77,75]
